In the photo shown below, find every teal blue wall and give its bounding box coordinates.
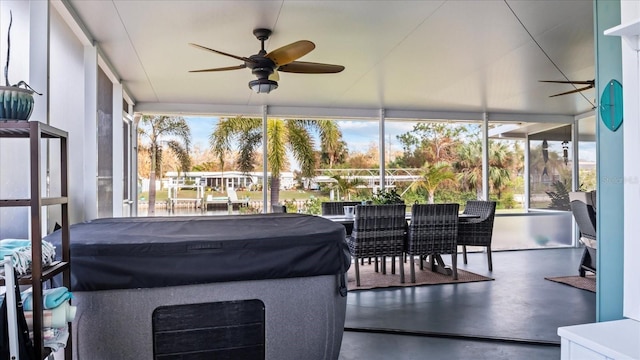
[594,0,623,322]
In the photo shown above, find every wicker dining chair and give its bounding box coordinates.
[321,201,361,215]
[347,204,407,286]
[406,203,460,282]
[569,199,597,277]
[322,201,361,236]
[457,200,497,271]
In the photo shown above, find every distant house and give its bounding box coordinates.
[164,171,296,190]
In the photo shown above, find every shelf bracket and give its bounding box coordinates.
[605,18,640,51]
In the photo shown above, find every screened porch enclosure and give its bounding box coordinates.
[137,113,596,251]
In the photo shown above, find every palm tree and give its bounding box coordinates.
[409,162,456,204]
[454,140,483,199]
[318,119,347,168]
[210,116,343,207]
[329,174,364,200]
[138,115,191,215]
[454,140,514,200]
[488,141,514,199]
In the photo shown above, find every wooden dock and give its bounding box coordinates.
[168,198,203,212]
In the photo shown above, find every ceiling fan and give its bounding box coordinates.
[539,79,595,97]
[189,28,345,94]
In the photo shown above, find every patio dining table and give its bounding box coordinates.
[321,212,479,225]
[322,212,480,276]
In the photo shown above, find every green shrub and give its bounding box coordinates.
[498,193,516,209]
[302,196,323,215]
[371,188,404,204]
[283,199,298,213]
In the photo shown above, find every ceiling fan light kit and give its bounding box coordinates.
[190,28,344,94]
[249,78,278,94]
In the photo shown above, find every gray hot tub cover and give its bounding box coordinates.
[45,214,350,292]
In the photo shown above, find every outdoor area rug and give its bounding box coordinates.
[347,261,493,291]
[545,275,596,293]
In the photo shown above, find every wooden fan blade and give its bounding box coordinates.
[189,43,256,64]
[278,61,345,74]
[540,79,595,85]
[269,70,280,81]
[265,40,315,66]
[549,85,594,97]
[189,65,246,73]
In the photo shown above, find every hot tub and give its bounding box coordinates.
[46,214,350,360]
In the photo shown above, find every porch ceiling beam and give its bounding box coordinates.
[135,102,582,124]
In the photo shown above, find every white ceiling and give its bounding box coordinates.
[66,0,595,121]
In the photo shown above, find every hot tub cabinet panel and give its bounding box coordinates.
[72,275,346,360]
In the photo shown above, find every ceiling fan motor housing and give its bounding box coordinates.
[249,28,276,79]
[247,55,276,79]
[246,53,278,93]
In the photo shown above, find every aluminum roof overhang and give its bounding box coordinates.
[62,0,596,124]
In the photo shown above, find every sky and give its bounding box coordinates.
[185,116,217,149]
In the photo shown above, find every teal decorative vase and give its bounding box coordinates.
[0,86,35,121]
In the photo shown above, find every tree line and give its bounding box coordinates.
[138,115,577,212]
